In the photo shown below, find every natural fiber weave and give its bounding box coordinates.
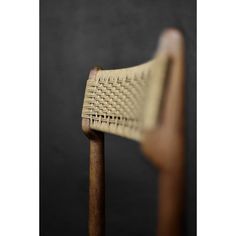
[82,53,168,141]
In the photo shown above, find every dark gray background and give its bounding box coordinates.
[40,0,196,235]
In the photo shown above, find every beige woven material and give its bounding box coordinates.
[82,53,168,141]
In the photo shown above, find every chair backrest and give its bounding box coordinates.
[81,29,185,236]
[82,52,169,141]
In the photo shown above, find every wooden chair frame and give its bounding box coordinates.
[82,29,185,236]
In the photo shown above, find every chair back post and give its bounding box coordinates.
[141,29,185,236]
[82,118,105,236]
[158,30,185,236]
[82,67,105,236]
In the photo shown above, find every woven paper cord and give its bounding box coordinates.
[82,53,168,141]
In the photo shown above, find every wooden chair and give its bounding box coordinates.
[82,29,185,236]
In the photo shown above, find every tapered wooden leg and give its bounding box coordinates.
[82,118,105,236]
[88,133,105,236]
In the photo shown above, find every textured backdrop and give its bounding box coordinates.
[40,0,196,235]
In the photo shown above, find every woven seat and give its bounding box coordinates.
[82,53,168,141]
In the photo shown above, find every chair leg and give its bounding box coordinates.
[82,118,105,236]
